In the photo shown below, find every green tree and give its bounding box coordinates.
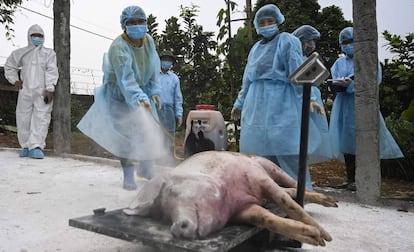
[147,14,159,42]
[380,31,414,118]
[157,4,224,120]
[0,0,24,39]
[380,31,414,180]
[216,1,247,118]
[158,16,187,65]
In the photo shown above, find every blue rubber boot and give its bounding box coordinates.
[29,148,44,159]
[122,166,137,190]
[137,160,154,180]
[19,148,29,157]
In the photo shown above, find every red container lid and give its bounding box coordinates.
[195,104,216,110]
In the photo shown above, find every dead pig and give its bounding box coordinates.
[123,151,338,246]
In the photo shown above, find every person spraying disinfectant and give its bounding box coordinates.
[77,5,166,190]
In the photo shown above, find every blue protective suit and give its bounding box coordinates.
[309,86,333,163]
[157,70,183,136]
[291,25,332,163]
[77,33,164,160]
[233,32,325,188]
[329,55,404,159]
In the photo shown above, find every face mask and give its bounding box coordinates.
[126,25,148,40]
[257,24,279,39]
[161,60,172,70]
[31,37,44,46]
[304,46,316,57]
[341,44,354,56]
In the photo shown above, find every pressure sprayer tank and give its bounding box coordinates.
[184,105,227,154]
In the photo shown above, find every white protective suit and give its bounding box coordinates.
[4,24,59,150]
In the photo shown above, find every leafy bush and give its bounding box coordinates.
[401,99,414,122]
[381,115,414,180]
[70,96,88,131]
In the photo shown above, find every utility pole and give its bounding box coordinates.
[353,0,381,204]
[53,0,71,154]
[226,0,253,101]
[226,0,234,103]
[226,0,232,40]
[246,0,253,46]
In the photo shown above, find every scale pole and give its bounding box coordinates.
[296,83,312,207]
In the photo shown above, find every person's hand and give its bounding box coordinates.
[152,95,162,110]
[176,116,183,127]
[43,91,54,104]
[310,101,325,115]
[15,80,23,90]
[231,107,241,120]
[138,99,151,109]
[344,77,353,83]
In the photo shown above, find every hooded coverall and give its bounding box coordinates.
[4,24,58,151]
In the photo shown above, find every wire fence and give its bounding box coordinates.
[70,67,103,95]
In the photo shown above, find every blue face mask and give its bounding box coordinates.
[304,46,316,57]
[126,25,148,40]
[31,37,44,46]
[161,60,172,70]
[257,24,279,39]
[341,44,354,55]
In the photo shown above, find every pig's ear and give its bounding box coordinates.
[123,175,166,216]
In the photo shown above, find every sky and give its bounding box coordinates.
[0,0,413,93]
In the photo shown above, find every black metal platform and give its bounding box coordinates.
[69,208,273,252]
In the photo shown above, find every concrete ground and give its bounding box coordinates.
[1,148,413,252]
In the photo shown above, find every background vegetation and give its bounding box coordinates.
[1,0,413,180]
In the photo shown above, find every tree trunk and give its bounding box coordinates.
[53,0,71,154]
[245,0,253,46]
[353,0,380,204]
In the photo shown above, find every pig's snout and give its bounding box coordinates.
[170,218,197,239]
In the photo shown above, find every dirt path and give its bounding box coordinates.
[1,149,414,252]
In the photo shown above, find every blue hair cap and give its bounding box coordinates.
[292,25,320,42]
[339,27,353,44]
[253,4,285,31]
[120,5,146,30]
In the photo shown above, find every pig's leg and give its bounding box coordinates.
[233,204,324,246]
[282,188,338,208]
[251,156,297,188]
[261,179,332,245]
[251,156,338,207]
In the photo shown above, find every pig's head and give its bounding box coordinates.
[123,172,227,239]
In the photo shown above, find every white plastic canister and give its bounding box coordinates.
[184,106,227,151]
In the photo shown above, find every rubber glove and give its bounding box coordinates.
[310,101,325,115]
[138,99,151,109]
[152,95,162,110]
[176,116,183,127]
[43,91,54,104]
[231,107,241,120]
[15,80,23,89]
